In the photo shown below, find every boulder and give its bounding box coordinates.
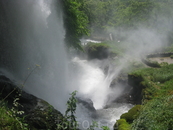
[85,43,110,60]
[76,97,97,118]
[76,97,96,112]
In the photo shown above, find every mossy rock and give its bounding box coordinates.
[141,58,161,68]
[120,105,141,123]
[114,119,130,130]
[85,42,110,59]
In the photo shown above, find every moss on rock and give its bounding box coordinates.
[120,105,141,123]
[114,119,131,130]
[85,42,111,59]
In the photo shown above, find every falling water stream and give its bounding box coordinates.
[0,0,132,129]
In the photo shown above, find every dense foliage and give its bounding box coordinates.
[62,0,173,47]
[0,102,28,130]
[61,0,89,50]
[132,96,173,130]
[83,0,173,33]
[127,64,173,129]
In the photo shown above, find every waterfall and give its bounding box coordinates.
[0,1,132,129]
[0,0,69,112]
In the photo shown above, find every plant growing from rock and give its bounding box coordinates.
[0,102,28,130]
[65,90,78,129]
[58,91,111,130]
[57,91,78,130]
[0,65,40,130]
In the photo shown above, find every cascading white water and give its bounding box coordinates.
[70,57,118,109]
[0,1,132,129]
[69,57,133,129]
[70,57,111,109]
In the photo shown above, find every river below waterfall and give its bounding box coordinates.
[69,57,133,129]
[76,103,133,130]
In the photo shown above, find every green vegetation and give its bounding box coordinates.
[132,96,173,130]
[84,41,134,59]
[85,42,110,59]
[58,91,110,130]
[86,42,110,52]
[61,0,89,50]
[0,103,28,130]
[114,105,141,130]
[0,91,111,130]
[124,64,173,129]
[59,91,78,130]
[61,0,173,49]
[87,121,110,130]
[74,0,173,38]
[114,119,131,130]
[120,105,141,123]
[1,0,173,129]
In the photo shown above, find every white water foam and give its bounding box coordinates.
[70,57,113,109]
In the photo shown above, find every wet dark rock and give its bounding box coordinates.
[146,52,173,58]
[26,100,64,130]
[77,97,96,112]
[85,43,110,60]
[141,57,161,68]
[128,73,145,104]
[112,84,134,104]
[109,73,137,105]
[0,72,65,130]
[110,73,128,88]
[76,97,97,118]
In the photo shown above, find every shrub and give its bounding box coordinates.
[0,102,28,130]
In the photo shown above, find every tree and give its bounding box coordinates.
[61,0,89,50]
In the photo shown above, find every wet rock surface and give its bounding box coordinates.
[109,73,134,104]
[76,97,98,118]
[0,72,65,130]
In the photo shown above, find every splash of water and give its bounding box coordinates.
[0,0,69,112]
[70,57,125,109]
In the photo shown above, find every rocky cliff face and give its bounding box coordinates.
[128,73,145,104]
